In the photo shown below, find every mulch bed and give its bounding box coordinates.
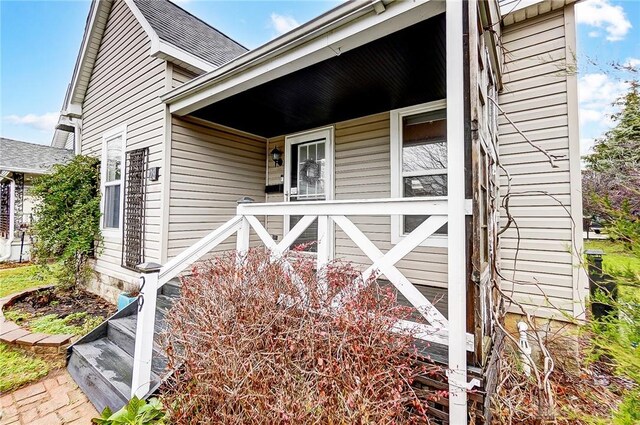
[5,287,116,321]
[0,261,33,270]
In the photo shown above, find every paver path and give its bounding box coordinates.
[0,371,98,425]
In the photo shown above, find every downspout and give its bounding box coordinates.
[0,175,15,262]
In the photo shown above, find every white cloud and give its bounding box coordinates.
[576,0,632,41]
[581,138,596,156]
[270,13,299,36]
[4,112,58,132]
[579,73,628,144]
[624,57,640,69]
[588,31,600,38]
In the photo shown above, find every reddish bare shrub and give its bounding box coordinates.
[162,249,440,424]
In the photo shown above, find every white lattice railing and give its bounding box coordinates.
[131,197,474,398]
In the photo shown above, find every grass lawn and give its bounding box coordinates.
[0,264,58,392]
[0,264,58,298]
[584,239,640,277]
[0,343,50,393]
[4,310,103,336]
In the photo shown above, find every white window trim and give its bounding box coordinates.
[283,126,335,258]
[390,99,448,248]
[100,125,127,237]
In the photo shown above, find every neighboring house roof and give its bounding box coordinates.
[133,0,247,68]
[1,138,74,174]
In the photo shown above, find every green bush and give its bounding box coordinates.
[30,155,102,290]
[92,397,166,425]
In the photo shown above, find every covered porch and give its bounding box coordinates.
[150,0,495,421]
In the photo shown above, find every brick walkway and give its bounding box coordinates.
[0,371,98,425]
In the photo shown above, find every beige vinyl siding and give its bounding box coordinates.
[62,132,75,150]
[498,8,583,319]
[81,0,166,283]
[167,117,266,259]
[171,65,201,88]
[266,113,449,317]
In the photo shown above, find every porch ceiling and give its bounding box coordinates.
[190,13,446,138]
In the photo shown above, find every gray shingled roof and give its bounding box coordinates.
[0,138,74,174]
[133,0,248,68]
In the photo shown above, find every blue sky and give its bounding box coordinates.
[1,0,638,154]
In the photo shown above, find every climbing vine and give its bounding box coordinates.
[30,155,102,290]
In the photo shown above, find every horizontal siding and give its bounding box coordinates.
[80,0,166,283]
[266,112,449,317]
[498,8,578,317]
[167,117,266,259]
[171,65,200,88]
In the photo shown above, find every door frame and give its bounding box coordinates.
[283,126,335,257]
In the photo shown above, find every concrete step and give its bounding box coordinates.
[68,338,159,413]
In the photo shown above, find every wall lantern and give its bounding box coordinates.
[147,166,160,182]
[270,147,283,167]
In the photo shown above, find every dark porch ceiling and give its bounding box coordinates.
[191,13,446,138]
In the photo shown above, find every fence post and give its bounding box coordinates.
[131,262,161,399]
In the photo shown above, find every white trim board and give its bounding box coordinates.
[100,125,127,239]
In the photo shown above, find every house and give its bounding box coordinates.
[55,0,586,422]
[0,138,74,262]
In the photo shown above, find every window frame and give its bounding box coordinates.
[100,125,126,237]
[390,99,447,248]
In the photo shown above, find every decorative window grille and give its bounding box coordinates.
[121,148,148,270]
[0,181,11,239]
[13,173,24,238]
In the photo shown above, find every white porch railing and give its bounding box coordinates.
[131,197,474,399]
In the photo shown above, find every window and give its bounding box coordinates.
[391,100,448,247]
[101,127,125,232]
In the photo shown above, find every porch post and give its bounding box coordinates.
[446,0,468,422]
[131,262,161,399]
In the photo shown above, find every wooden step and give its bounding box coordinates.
[68,338,160,413]
[161,278,182,298]
[67,288,179,413]
[107,315,168,377]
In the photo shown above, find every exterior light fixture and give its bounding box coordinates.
[147,166,160,181]
[270,147,283,167]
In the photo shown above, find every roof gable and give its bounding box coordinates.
[133,0,247,68]
[58,0,246,125]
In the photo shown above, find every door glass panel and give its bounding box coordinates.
[295,140,325,200]
[288,138,327,252]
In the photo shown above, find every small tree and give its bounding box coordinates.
[583,81,640,219]
[30,155,102,290]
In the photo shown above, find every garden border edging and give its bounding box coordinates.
[0,286,74,354]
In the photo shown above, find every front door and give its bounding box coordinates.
[284,127,333,252]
